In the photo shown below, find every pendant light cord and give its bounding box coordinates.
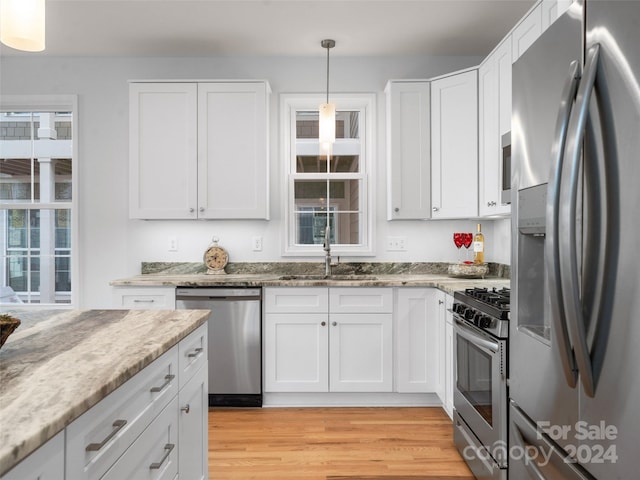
[325,45,330,104]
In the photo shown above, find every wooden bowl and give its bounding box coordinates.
[0,314,21,350]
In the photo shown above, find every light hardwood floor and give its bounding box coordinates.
[209,407,474,480]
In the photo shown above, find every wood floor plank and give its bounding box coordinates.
[209,407,473,479]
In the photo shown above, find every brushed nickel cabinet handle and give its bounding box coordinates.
[149,443,174,470]
[150,374,175,393]
[85,420,127,451]
[187,347,203,358]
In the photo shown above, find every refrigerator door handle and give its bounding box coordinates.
[559,44,601,398]
[545,59,581,389]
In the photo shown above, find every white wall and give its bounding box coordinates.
[0,54,510,308]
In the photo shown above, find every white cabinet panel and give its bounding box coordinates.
[112,286,176,310]
[129,83,198,219]
[329,313,393,392]
[1,431,64,480]
[197,82,269,219]
[178,323,207,389]
[264,313,329,392]
[512,3,543,62]
[330,287,393,314]
[264,287,328,313]
[395,288,438,393]
[444,294,454,419]
[431,69,478,219]
[542,0,574,31]
[385,80,431,220]
[178,364,208,480]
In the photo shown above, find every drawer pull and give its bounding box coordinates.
[149,443,175,470]
[133,299,155,303]
[150,374,175,393]
[85,419,127,451]
[187,347,203,358]
[181,404,190,414]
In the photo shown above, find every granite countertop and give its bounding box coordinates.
[0,308,209,476]
[110,261,511,294]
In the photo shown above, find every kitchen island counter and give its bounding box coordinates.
[0,308,209,476]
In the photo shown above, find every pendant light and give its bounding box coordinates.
[0,0,46,52]
[319,39,336,154]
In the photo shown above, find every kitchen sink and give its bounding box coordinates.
[278,274,378,281]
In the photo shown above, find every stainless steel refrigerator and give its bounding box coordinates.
[510,1,640,478]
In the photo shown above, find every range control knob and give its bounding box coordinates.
[464,308,475,321]
[452,303,464,315]
[477,316,492,329]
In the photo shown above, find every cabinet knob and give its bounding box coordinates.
[321,321,326,327]
[189,208,195,213]
[199,207,205,212]
[432,207,439,212]
[487,201,497,207]
[394,207,400,213]
[438,300,444,305]
[181,404,190,414]
[332,321,337,327]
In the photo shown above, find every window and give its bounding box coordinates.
[0,98,77,305]
[282,94,375,255]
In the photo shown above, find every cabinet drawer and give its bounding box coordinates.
[66,346,179,480]
[112,287,176,310]
[101,396,179,480]
[330,288,393,313]
[178,323,208,389]
[264,287,328,313]
[1,431,64,480]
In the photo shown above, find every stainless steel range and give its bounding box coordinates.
[451,287,510,480]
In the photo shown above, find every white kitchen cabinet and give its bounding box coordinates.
[385,80,431,220]
[112,286,176,310]
[430,69,478,219]
[512,3,542,62]
[0,431,64,480]
[444,293,455,419]
[129,80,270,220]
[541,0,574,31]
[178,363,208,480]
[264,287,393,393]
[101,396,179,480]
[395,288,439,393]
[479,38,511,217]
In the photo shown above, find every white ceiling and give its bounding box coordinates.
[0,0,537,57]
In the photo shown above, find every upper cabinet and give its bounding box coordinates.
[541,0,574,31]
[385,80,431,220]
[479,38,512,217]
[430,69,478,219]
[511,3,542,62]
[129,80,270,220]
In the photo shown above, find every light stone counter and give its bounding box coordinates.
[110,272,510,295]
[0,308,209,476]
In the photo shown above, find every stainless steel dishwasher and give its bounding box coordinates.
[176,287,262,407]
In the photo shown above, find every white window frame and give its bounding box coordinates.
[280,93,376,256]
[0,95,79,308]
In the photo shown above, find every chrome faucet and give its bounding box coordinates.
[323,224,332,276]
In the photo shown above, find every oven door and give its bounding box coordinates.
[453,316,507,461]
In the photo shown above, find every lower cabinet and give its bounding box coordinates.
[443,293,455,419]
[3,323,208,480]
[0,431,64,480]
[264,287,393,393]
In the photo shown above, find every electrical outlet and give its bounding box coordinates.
[252,236,263,252]
[387,236,407,251]
[168,236,178,252]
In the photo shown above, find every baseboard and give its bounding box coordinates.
[262,392,442,407]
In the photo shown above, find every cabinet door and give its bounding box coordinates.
[395,288,439,393]
[512,3,542,62]
[431,70,478,219]
[385,81,431,220]
[178,364,208,480]
[541,0,574,31]
[264,313,329,392]
[444,294,454,419]
[198,82,269,219]
[479,39,512,218]
[129,83,198,219]
[1,431,64,480]
[329,313,393,392]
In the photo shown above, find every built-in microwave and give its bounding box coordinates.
[501,132,511,204]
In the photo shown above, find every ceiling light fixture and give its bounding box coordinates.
[319,39,336,154]
[0,0,46,52]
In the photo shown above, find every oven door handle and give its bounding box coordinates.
[454,318,499,354]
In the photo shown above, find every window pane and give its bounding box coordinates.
[296,111,319,139]
[294,209,333,245]
[295,110,359,140]
[294,179,329,203]
[328,179,360,212]
[331,212,361,245]
[0,159,40,201]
